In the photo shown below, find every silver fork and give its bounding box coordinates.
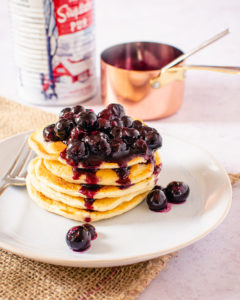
[0,138,34,196]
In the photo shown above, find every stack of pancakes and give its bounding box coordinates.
[27,127,161,222]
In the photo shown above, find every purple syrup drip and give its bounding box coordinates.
[79,184,103,198]
[84,217,91,223]
[119,184,133,190]
[115,167,131,186]
[158,203,171,213]
[84,198,95,210]
[72,168,98,184]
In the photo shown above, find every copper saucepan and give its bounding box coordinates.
[101,41,240,120]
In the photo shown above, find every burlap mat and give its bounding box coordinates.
[0,97,176,300]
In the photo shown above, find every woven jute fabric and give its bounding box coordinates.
[0,97,175,300]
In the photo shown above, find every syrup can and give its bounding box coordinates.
[9,0,96,105]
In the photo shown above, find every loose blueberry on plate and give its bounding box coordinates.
[146,189,168,211]
[66,225,91,252]
[83,223,97,240]
[165,181,190,203]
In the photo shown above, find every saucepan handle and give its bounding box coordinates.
[169,65,240,74]
[150,64,240,88]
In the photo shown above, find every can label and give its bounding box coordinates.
[54,0,93,35]
[41,0,96,102]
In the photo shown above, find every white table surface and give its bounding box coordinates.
[1,0,240,299]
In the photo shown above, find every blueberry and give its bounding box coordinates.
[59,107,74,121]
[145,131,162,150]
[84,132,109,146]
[146,189,168,211]
[43,124,60,142]
[121,115,132,127]
[122,128,139,145]
[98,139,111,156]
[111,127,123,139]
[54,119,74,140]
[131,139,148,155]
[165,181,190,203]
[110,139,128,159]
[111,118,124,128]
[75,110,97,130]
[71,105,85,115]
[70,126,86,140]
[132,120,143,129]
[139,126,154,137]
[97,118,111,132]
[66,140,88,162]
[98,103,125,120]
[66,226,91,252]
[83,223,97,240]
[84,132,111,156]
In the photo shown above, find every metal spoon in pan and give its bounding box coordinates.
[150,28,240,88]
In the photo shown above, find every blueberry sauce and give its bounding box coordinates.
[154,163,162,177]
[84,217,91,223]
[115,167,131,186]
[51,104,162,173]
[119,184,133,189]
[72,167,98,184]
[158,203,171,213]
[79,184,103,198]
[84,198,95,210]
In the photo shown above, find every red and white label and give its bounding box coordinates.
[53,0,93,36]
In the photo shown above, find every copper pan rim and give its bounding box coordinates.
[100,41,184,72]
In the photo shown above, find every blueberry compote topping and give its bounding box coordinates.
[165,181,190,203]
[43,103,162,168]
[66,225,91,252]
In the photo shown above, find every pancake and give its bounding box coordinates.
[27,180,148,222]
[28,127,159,169]
[43,153,161,185]
[27,166,150,211]
[29,157,156,199]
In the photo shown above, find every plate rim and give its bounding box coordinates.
[0,131,232,267]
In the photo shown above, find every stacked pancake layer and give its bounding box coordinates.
[27,128,161,222]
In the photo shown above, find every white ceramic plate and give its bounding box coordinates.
[0,132,232,267]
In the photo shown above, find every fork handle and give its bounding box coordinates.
[0,181,10,196]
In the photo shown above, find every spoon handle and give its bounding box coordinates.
[169,65,240,75]
[161,29,230,73]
